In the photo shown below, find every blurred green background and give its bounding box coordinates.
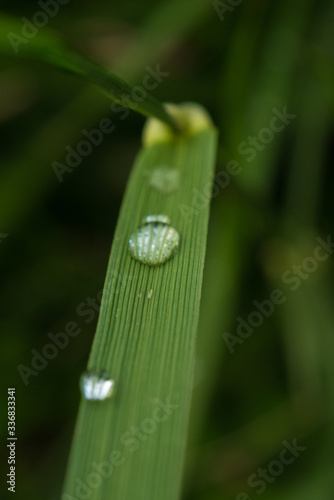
[1,0,334,498]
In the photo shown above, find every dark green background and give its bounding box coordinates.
[0,0,333,498]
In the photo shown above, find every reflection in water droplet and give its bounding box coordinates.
[149,166,180,194]
[143,214,170,224]
[128,215,180,266]
[80,371,115,401]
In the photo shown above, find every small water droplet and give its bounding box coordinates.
[128,215,180,266]
[80,371,115,401]
[143,214,170,224]
[147,289,153,299]
[149,166,180,194]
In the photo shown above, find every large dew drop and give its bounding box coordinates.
[80,370,115,401]
[128,215,180,266]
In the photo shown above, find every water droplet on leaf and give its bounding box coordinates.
[143,214,170,224]
[149,166,180,194]
[147,289,153,299]
[80,371,115,401]
[128,215,180,266]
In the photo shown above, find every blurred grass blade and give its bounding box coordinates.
[0,12,178,131]
[62,103,217,500]
[187,194,262,441]
[282,0,334,230]
[0,0,212,230]
[220,0,314,199]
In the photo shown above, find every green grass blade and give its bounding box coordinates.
[62,103,217,500]
[0,0,212,230]
[0,12,178,131]
[220,0,315,199]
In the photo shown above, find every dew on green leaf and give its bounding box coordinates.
[80,371,115,401]
[128,215,180,266]
[149,166,180,194]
